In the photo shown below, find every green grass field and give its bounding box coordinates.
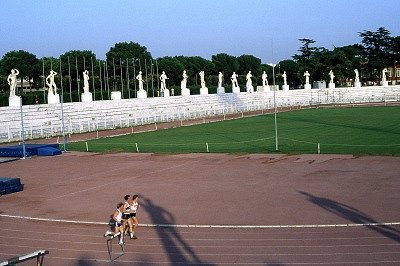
[67,106,400,156]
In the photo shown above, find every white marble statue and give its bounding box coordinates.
[136,71,144,90]
[282,71,287,85]
[354,69,359,83]
[262,71,268,86]
[199,71,206,88]
[246,71,253,87]
[329,69,335,83]
[160,71,168,92]
[46,70,58,95]
[218,72,223,87]
[83,70,90,93]
[231,72,239,88]
[382,68,387,82]
[304,71,310,85]
[181,70,188,89]
[7,68,19,97]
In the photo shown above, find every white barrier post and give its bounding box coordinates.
[318,143,320,154]
[135,143,139,153]
[206,142,209,152]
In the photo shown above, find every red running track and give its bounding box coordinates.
[0,152,399,265]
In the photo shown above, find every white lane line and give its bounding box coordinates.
[1,214,399,229]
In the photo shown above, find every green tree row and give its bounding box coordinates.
[0,27,399,104]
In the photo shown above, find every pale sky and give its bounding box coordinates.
[0,0,399,63]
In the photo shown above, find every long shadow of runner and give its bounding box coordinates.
[141,196,215,265]
[299,191,400,243]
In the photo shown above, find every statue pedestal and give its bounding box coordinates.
[9,96,21,107]
[232,86,240,94]
[381,81,389,87]
[137,90,147,99]
[328,83,336,89]
[48,93,60,104]
[304,84,311,90]
[282,85,289,91]
[163,89,170,97]
[181,88,190,96]
[81,92,93,102]
[354,82,361,88]
[200,87,208,95]
[263,85,271,92]
[217,87,225,94]
[111,91,122,100]
[246,85,254,93]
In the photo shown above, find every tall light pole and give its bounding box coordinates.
[268,63,278,151]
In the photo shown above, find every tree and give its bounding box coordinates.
[278,59,299,86]
[59,50,98,93]
[212,53,239,85]
[293,38,325,82]
[156,56,185,86]
[359,27,393,81]
[0,50,40,91]
[329,45,364,85]
[237,54,262,77]
[106,42,152,67]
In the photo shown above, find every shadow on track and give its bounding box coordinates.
[141,196,215,265]
[299,191,400,243]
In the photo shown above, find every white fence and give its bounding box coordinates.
[1,86,399,143]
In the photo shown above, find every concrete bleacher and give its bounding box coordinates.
[0,85,399,143]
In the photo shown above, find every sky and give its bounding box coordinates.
[0,0,399,64]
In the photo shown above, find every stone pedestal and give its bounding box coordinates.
[217,87,225,94]
[111,91,122,100]
[81,92,93,102]
[232,86,240,94]
[304,84,311,90]
[246,85,254,93]
[181,88,190,96]
[163,89,170,97]
[200,87,208,95]
[48,93,60,104]
[9,96,21,107]
[328,83,336,89]
[282,85,289,91]
[381,81,389,87]
[263,85,271,92]
[137,89,147,99]
[354,81,361,88]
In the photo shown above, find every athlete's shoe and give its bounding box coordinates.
[119,240,125,245]
[104,230,113,237]
[130,233,137,239]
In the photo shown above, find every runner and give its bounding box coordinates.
[104,202,126,245]
[123,195,136,239]
[130,194,140,239]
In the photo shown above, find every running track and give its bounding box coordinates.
[1,152,399,265]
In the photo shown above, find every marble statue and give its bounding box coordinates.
[246,71,253,87]
[7,68,19,97]
[304,71,310,85]
[46,70,58,95]
[160,71,168,92]
[218,72,223,87]
[136,71,144,90]
[231,72,239,88]
[181,70,188,89]
[83,70,90,93]
[329,69,334,83]
[382,68,387,82]
[199,71,206,88]
[262,71,268,86]
[282,71,287,86]
[354,69,359,83]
